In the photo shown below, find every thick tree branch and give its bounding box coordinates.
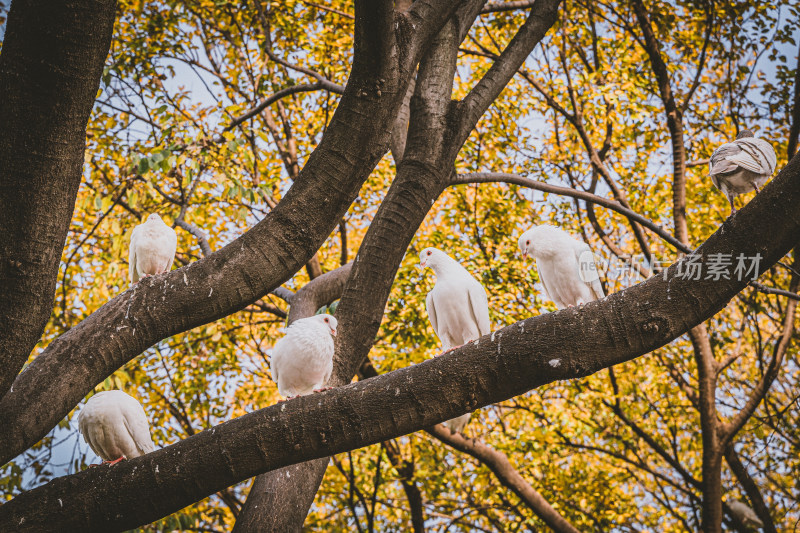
[2,152,800,530]
[454,0,561,146]
[481,1,538,13]
[390,75,416,164]
[0,0,117,399]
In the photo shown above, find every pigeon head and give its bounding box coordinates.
[517,227,538,259]
[314,313,338,337]
[146,213,163,223]
[418,247,451,271]
[736,129,754,140]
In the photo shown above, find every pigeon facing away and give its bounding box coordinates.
[78,390,156,465]
[518,225,604,309]
[270,314,338,399]
[129,213,178,284]
[709,129,777,214]
[728,500,764,530]
[419,247,491,434]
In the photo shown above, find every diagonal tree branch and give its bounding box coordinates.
[455,172,686,252]
[2,150,800,531]
[427,424,581,533]
[224,82,344,132]
[454,0,561,147]
[630,0,688,245]
[724,444,778,533]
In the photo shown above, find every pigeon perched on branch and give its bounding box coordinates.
[78,390,156,465]
[270,314,338,399]
[728,500,764,530]
[517,225,604,309]
[419,247,491,434]
[709,129,776,214]
[129,213,177,284]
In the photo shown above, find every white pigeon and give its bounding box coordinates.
[419,247,491,434]
[517,225,604,309]
[270,314,338,399]
[78,390,156,465]
[728,500,763,529]
[129,213,178,284]
[709,129,777,214]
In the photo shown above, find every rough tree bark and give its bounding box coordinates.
[1,150,799,531]
[233,264,351,533]
[0,0,460,466]
[233,0,562,529]
[0,0,118,400]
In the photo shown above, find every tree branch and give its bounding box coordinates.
[630,0,688,245]
[224,82,344,132]
[724,444,778,533]
[454,0,561,146]
[454,172,687,252]
[427,425,581,533]
[481,1,538,13]
[3,149,800,532]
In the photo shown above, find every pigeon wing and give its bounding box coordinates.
[122,403,155,456]
[78,409,107,460]
[426,290,441,342]
[467,281,491,337]
[270,338,286,387]
[709,143,742,175]
[725,151,763,174]
[536,263,558,307]
[165,225,177,271]
[725,138,776,174]
[575,244,605,301]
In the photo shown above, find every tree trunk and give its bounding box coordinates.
[0,0,118,399]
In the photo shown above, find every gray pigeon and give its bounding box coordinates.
[419,247,491,434]
[129,213,177,284]
[518,225,604,309]
[728,500,763,530]
[709,129,776,214]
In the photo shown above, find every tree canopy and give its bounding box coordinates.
[0,0,799,531]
